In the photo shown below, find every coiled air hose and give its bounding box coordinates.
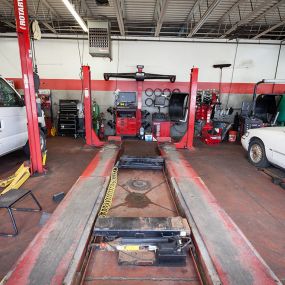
[98,167,119,217]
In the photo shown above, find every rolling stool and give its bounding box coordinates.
[0,189,42,237]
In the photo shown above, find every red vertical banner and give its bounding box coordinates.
[14,0,43,173]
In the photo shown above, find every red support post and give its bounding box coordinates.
[13,0,43,174]
[82,66,104,147]
[136,81,143,133]
[175,67,199,150]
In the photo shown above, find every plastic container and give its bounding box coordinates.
[228,130,237,143]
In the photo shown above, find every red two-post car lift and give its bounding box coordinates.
[14,0,44,174]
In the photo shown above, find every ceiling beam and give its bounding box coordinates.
[113,0,125,36]
[249,0,285,24]
[187,0,223,37]
[41,21,57,34]
[252,19,285,39]
[185,0,205,22]
[2,0,13,9]
[79,0,95,17]
[1,20,16,29]
[203,0,246,37]
[41,0,60,19]
[154,0,169,36]
[121,0,126,19]
[220,0,273,38]
[218,0,247,24]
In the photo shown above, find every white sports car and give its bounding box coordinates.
[241,127,285,169]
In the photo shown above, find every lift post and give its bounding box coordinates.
[13,0,43,174]
[82,65,104,147]
[175,68,198,150]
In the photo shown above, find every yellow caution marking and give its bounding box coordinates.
[118,245,141,251]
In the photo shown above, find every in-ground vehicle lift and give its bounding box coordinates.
[3,67,282,285]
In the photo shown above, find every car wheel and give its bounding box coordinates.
[248,138,269,168]
[23,130,47,157]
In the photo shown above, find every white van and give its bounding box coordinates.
[0,76,46,157]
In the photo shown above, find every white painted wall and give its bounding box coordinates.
[0,37,284,132]
[0,37,284,83]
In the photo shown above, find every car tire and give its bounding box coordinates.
[23,130,47,157]
[248,138,270,168]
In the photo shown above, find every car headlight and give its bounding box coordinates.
[241,131,250,140]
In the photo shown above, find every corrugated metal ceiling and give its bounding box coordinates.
[0,0,284,40]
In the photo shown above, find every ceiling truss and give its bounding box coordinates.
[0,0,284,41]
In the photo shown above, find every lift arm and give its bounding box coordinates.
[104,65,176,82]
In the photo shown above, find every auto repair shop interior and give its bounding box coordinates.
[0,0,285,284]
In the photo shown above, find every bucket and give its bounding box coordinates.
[228,130,237,142]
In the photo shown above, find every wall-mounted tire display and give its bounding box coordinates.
[162,88,171,96]
[145,98,154,107]
[154,88,162,96]
[145,88,154,97]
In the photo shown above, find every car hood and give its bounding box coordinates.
[249,126,285,135]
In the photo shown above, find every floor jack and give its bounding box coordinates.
[0,152,47,195]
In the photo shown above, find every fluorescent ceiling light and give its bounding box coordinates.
[62,0,88,32]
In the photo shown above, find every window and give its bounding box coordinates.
[0,78,23,107]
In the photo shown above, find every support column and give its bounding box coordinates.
[175,67,199,150]
[136,81,143,133]
[82,65,104,147]
[13,0,43,174]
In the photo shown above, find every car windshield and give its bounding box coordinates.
[0,78,22,107]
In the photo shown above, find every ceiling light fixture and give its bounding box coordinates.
[62,0,88,32]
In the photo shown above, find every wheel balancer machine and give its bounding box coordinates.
[104,65,176,137]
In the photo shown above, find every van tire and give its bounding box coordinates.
[23,130,47,157]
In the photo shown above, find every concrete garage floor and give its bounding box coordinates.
[0,137,284,283]
[0,137,98,279]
